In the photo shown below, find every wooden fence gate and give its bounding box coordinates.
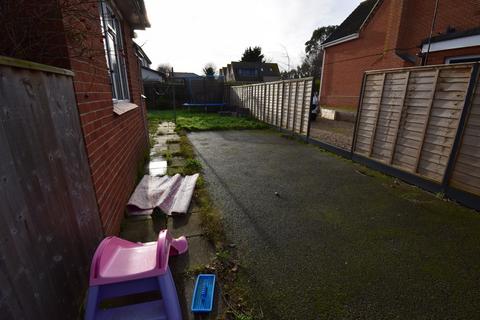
[352,63,480,209]
[229,78,314,136]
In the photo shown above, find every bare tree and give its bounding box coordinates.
[157,64,173,77]
[203,63,216,77]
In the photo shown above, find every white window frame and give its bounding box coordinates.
[100,1,130,102]
[445,55,480,64]
[421,34,480,53]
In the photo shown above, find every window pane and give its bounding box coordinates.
[107,32,121,99]
[100,3,130,101]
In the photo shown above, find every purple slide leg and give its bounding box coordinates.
[84,286,99,320]
[158,268,182,320]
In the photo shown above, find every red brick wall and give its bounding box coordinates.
[62,1,148,235]
[320,0,480,110]
[427,46,480,65]
[397,0,480,58]
[320,0,410,109]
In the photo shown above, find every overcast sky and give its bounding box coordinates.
[135,0,361,75]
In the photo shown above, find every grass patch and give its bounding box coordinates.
[148,109,269,132]
[148,113,162,147]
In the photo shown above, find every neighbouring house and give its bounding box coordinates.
[1,0,152,235]
[135,42,152,68]
[320,0,480,109]
[134,43,165,83]
[220,61,281,82]
[141,66,166,83]
[173,72,204,81]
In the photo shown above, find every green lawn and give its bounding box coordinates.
[147,109,269,131]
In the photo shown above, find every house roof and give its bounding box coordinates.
[322,0,380,46]
[133,42,151,65]
[230,62,280,76]
[173,72,203,79]
[141,66,164,82]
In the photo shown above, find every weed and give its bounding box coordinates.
[216,249,231,262]
[435,192,445,199]
[162,150,173,164]
[196,175,205,188]
[186,264,209,277]
[184,159,202,175]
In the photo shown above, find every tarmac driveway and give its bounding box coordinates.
[188,130,480,320]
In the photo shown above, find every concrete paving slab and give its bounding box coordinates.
[170,236,219,320]
[148,160,167,176]
[170,157,186,168]
[167,211,204,238]
[167,143,181,155]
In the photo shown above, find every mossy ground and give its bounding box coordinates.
[186,129,480,319]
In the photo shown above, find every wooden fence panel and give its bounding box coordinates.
[354,64,474,184]
[0,59,102,319]
[230,78,313,136]
[450,71,480,196]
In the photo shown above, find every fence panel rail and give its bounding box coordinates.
[230,78,313,136]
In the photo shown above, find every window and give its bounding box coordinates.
[445,55,480,64]
[238,68,258,77]
[100,2,130,101]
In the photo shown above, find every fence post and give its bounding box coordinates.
[263,83,267,122]
[253,85,256,119]
[272,83,276,125]
[306,78,315,142]
[299,79,307,135]
[280,82,285,128]
[442,63,480,190]
[249,86,253,118]
[292,81,299,135]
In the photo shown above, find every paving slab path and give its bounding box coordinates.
[188,129,480,320]
[121,122,220,319]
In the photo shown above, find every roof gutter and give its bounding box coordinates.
[321,33,359,49]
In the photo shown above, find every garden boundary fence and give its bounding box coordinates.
[229,77,314,136]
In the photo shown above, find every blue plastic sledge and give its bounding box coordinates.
[191,274,216,313]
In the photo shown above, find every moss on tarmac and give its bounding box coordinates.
[188,129,480,320]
